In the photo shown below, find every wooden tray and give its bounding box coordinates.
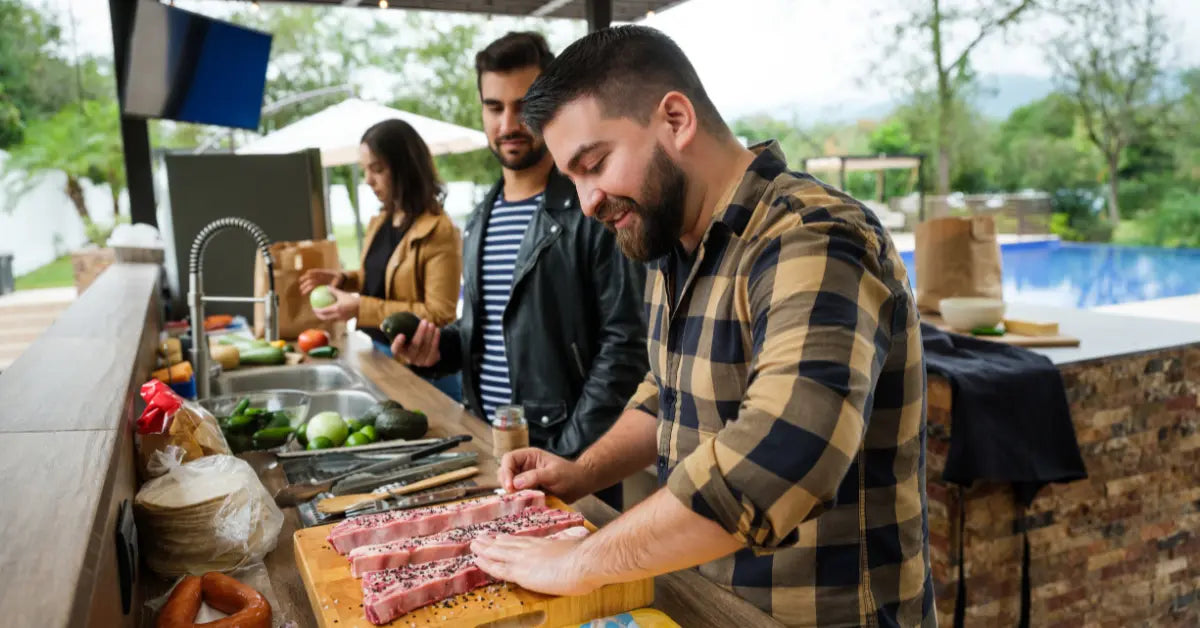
[924,314,1081,348]
[294,497,654,627]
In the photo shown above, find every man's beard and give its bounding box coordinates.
[595,144,687,262]
[490,132,548,171]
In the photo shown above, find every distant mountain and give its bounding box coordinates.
[734,73,1058,124]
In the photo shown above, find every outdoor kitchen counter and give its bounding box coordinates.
[243,331,784,628]
[1002,302,1200,366]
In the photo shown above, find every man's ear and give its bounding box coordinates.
[659,91,698,153]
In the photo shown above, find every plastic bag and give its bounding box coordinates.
[134,454,283,577]
[135,379,230,479]
[570,609,681,628]
[143,563,299,628]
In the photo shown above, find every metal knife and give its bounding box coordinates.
[330,452,478,495]
[273,434,472,507]
[344,484,501,517]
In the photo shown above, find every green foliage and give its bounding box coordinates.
[84,214,129,248]
[1050,211,1113,243]
[1126,188,1200,248]
[994,95,1102,193]
[0,0,114,148]
[4,100,125,219]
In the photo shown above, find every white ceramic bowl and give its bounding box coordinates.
[939,297,1006,331]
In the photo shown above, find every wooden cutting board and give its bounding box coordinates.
[294,496,654,627]
[924,314,1081,348]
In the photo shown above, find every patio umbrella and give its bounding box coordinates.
[236,98,488,164]
[237,98,488,255]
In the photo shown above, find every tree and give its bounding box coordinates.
[873,0,1040,194]
[4,100,126,241]
[0,0,113,148]
[994,93,1101,193]
[1048,0,1171,223]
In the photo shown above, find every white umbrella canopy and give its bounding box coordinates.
[237,98,489,165]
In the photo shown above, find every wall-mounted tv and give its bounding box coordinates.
[121,0,273,131]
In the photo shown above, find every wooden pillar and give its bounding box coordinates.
[108,0,157,227]
[586,0,612,32]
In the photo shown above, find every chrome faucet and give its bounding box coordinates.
[188,217,278,399]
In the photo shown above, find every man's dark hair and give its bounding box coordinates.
[475,31,555,92]
[521,25,727,137]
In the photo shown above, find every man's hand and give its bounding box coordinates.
[390,319,441,367]
[312,285,359,321]
[471,534,599,596]
[499,448,594,503]
[299,268,340,295]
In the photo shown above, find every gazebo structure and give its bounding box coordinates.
[801,154,927,222]
[105,0,688,227]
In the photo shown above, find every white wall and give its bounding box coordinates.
[0,150,128,276]
[0,147,482,278]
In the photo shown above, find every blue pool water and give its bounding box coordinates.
[899,241,1200,308]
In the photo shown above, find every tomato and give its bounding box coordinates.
[297,329,330,353]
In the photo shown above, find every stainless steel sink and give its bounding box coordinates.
[309,389,379,419]
[210,363,364,396]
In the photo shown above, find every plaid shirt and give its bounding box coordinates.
[626,142,934,626]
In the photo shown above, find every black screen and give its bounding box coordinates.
[122,0,272,131]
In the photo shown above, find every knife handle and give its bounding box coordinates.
[386,466,480,497]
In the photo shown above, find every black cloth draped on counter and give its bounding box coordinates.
[920,322,1087,628]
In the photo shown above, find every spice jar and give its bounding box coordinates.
[491,404,530,460]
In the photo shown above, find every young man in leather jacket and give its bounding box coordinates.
[392,32,648,509]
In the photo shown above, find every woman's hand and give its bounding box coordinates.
[312,285,360,322]
[300,268,341,295]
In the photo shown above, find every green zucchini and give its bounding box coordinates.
[238,345,285,365]
[307,345,338,359]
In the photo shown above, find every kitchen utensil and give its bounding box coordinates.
[273,434,471,507]
[281,449,461,485]
[293,454,479,528]
[276,437,444,459]
[317,466,480,515]
[329,452,478,495]
[343,483,500,517]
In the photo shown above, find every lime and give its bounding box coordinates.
[306,436,335,450]
[346,418,364,432]
[359,425,378,442]
[345,432,371,447]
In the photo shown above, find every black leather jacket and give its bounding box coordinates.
[421,169,648,458]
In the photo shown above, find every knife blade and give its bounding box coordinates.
[330,452,478,494]
[344,484,500,517]
[274,434,472,507]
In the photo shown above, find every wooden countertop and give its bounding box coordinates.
[246,331,782,628]
[0,264,162,628]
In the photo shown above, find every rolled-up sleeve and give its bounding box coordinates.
[665,221,894,549]
[624,369,660,417]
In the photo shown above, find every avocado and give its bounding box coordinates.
[375,408,429,441]
[360,400,403,427]
[381,312,421,342]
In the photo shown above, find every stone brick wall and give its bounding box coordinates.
[927,345,1200,626]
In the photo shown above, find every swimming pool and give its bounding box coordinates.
[899,240,1200,308]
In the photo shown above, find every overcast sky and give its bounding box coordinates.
[56,0,1200,120]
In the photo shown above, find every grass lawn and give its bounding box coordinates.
[14,255,75,291]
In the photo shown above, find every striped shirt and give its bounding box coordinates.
[478,192,542,422]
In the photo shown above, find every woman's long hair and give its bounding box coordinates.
[360,119,446,232]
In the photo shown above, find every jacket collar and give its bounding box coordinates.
[406,209,442,242]
[480,167,578,215]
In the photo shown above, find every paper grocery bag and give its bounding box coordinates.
[254,239,343,339]
[913,216,1003,313]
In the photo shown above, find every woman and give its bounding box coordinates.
[300,119,463,400]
